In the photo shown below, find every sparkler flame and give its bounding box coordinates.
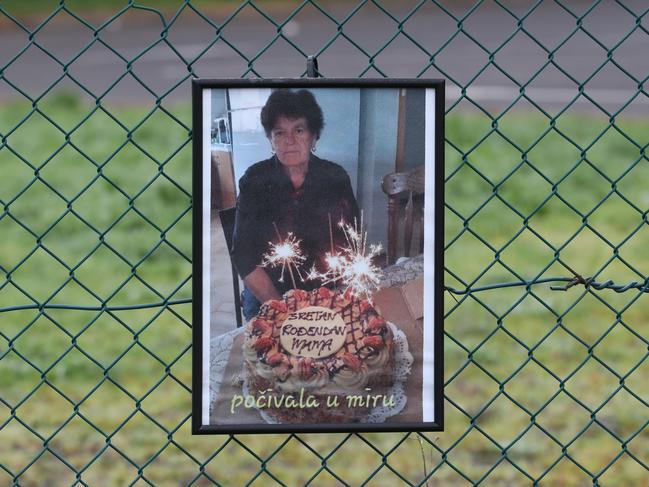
[261,231,306,288]
[325,254,343,271]
[310,217,383,300]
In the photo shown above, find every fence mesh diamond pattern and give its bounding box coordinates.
[1,0,648,485]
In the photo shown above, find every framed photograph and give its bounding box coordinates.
[192,78,444,434]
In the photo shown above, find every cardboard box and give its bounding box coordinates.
[372,276,424,422]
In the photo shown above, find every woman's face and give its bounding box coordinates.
[269,116,315,168]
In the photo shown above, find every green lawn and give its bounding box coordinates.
[1,92,648,485]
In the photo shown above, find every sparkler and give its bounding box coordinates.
[261,223,306,289]
[306,214,343,285]
[337,215,383,300]
[306,251,344,286]
[309,213,383,301]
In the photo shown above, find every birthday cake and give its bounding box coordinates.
[242,287,395,423]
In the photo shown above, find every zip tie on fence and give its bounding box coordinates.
[306,55,320,78]
[445,276,649,295]
[550,275,649,293]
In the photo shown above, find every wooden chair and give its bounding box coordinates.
[218,207,243,328]
[381,165,425,265]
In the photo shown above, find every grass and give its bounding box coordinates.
[1,92,648,485]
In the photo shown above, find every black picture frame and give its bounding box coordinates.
[192,78,445,434]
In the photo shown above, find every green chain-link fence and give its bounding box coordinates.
[1,0,648,485]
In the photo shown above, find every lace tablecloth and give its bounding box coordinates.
[210,327,243,408]
[378,254,424,288]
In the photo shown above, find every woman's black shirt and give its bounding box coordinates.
[231,154,360,295]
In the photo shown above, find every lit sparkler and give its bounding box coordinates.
[306,214,344,286]
[261,224,306,289]
[306,251,344,286]
[309,213,383,301]
[337,216,383,300]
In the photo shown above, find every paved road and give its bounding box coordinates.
[1,0,648,112]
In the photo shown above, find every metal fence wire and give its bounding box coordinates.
[1,0,648,485]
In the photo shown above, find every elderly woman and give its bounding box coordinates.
[232,89,359,320]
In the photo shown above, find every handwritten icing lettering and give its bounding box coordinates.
[291,337,334,356]
[280,306,346,358]
[287,310,338,321]
[282,324,345,337]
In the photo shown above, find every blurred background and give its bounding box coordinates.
[1,0,648,485]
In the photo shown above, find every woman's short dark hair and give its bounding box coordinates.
[260,89,324,140]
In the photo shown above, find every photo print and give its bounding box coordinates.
[192,79,444,434]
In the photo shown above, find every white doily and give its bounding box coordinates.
[361,322,413,423]
[378,255,423,288]
[241,322,413,424]
[209,327,243,412]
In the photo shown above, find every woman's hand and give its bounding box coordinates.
[243,267,282,303]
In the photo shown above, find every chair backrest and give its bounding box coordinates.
[218,206,242,327]
[218,206,237,254]
[381,165,425,265]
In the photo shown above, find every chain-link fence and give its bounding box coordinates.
[1,0,648,485]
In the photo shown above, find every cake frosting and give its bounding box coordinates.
[242,287,394,422]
